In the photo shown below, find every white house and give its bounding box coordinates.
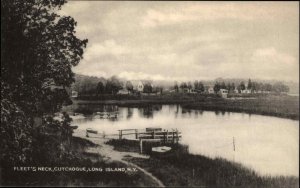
[208,87,214,94]
[137,81,153,93]
[71,91,78,98]
[117,89,129,95]
[241,89,251,94]
[219,89,228,98]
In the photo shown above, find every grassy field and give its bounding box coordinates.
[107,139,299,188]
[182,95,299,120]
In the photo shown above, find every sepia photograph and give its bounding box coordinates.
[1,0,299,187]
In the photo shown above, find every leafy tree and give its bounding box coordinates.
[174,81,179,93]
[220,82,226,89]
[194,80,199,90]
[239,81,246,91]
[106,76,122,95]
[213,82,221,93]
[143,83,152,93]
[273,82,289,93]
[264,83,272,92]
[96,81,105,95]
[1,0,87,165]
[180,82,187,89]
[187,82,193,90]
[198,81,205,93]
[247,79,253,91]
[125,81,134,94]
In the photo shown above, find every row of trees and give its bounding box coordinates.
[174,79,289,94]
[72,75,163,96]
[174,81,205,92]
[213,79,289,93]
[72,75,123,95]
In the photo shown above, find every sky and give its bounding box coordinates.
[60,1,299,82]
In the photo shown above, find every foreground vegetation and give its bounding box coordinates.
[107,139,299,188]
[2,137,157,186]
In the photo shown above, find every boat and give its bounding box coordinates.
[86,128,98,134]
[151,146,172,153]
[70,125,78,130]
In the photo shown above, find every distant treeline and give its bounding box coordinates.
[72,74,290,96]
[174,79,289,93]
[72,75,123,95]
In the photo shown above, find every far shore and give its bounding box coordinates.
[67,94,299,120]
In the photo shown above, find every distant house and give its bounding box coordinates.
[219,89,228,98]
[208,87,214,94]
[117,89,129,95]
[137,81,153,93]
[241,89,251,94]
[137,81,145,92]
[71,91,78,98]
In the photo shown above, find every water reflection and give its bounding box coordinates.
[127,107,133,119]
[71,104,299,176]
[138,105,162,118]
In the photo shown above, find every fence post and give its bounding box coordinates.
[119,130,122,140]
[135,129,138,139]
[172,131,175,143]
[176,129,179,144]
[166,130,168,143]
[140,139,143,154]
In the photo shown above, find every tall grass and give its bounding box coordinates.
[107,138,299,187]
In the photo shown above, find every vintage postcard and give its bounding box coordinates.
[1,0,299,187]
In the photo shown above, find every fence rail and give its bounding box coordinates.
[86,128,182,144]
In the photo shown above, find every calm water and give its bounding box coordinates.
[71,104,299,177]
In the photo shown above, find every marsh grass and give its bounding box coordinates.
[107,138,299,187]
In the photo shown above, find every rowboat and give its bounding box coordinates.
[86,128,98,134]
[151,146,172,153]
[70,125,78,130]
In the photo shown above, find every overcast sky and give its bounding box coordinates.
[60,1,299,82]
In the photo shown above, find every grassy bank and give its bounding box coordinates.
[2,137,157,186]
[70,94,299,120]
[107,139,299,188]
[182,95,299,120]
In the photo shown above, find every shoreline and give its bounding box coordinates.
[70,95,299,120]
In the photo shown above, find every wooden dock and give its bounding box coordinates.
[86,127,182,144]
[117,128,181,144]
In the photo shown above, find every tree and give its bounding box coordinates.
[187,82,192,91]
[194,80,199,90]
[96,81,105,95]
[247,79,253,91]
[198,82,205,93]
[180,82,187,89]
[174,81,179,93]
[239,81,246,91]
[125,81,133,94]
[220,82,226,89]
[1,0,87,165]
[143,83,152,94]
[105,76,122,95]
[273,82,289,93]
[213,82,221,93]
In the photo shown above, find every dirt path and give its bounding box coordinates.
[73,129,165,187]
